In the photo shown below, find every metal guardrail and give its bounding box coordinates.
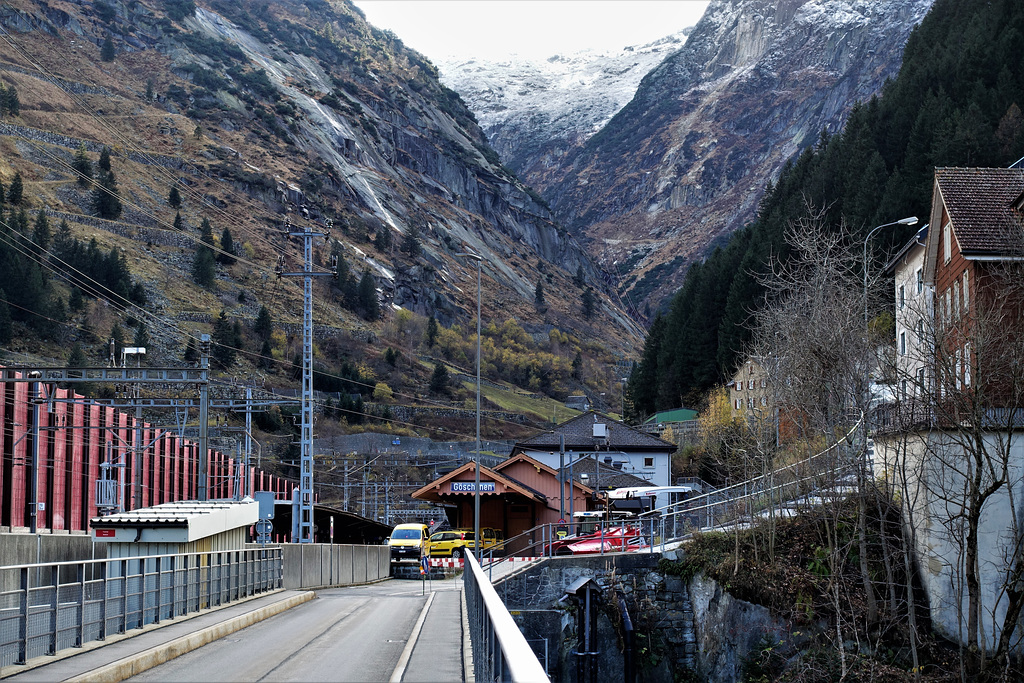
[0,547,282,668]
[644,416,866,545]
[463,552,549,682]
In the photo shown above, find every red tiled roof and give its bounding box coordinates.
[935,167,1024,255]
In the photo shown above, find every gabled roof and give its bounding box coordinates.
[567,455,654,490]
[932,167,1024,256]
[411,460,547,503]
[511,411,676,453]
[884,225,928,275]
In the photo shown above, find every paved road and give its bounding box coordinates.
[126,581,465,683]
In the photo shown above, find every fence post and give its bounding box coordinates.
[17,567,29,664]
[119,560,128,634]
[48,563,59,654]
[76,563,86,647]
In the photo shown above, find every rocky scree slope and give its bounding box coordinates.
[0,0,640,357]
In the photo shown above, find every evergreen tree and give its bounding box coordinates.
[258,338,273,369]
[401,226,421,256]
[32,210,50,252]
[168,186,181,208]
[534,279,545,307]
[0,290,11,345]
[6,172,23,205]
[100,34,116,62]
[191,243,216,288]
[358,270,379,320]
[68,342,87,368]
[1,84,19,116]
[98,147,112,173]
[217,228,236,265]
[428,362,449,394]
[183,337,199,363]
[173,211,183,230]
[572,351,583,380]
[132,323,150,350]
[91,171,122,219]
[192,217,217,287]
[72,144,92,187]
[426,315,439,347]
[211,310,237,369]
[582,288,596,320]
[199,217,214,245]
[574,264,585,287]
[373,227,392,252]
[254,304,273,340]
[68,286,85,313]
[145,78,154,100]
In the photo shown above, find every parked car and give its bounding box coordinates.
[564,526,646,555]
[388,523,430,564]
[429,530,473,558]
[544,525,642,556]
[452,527,504,553]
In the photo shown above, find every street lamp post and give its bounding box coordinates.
[456,251,483,559]
[861,216,917,474]
[863,216,918,328]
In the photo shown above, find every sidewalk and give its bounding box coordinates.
[1,590,314,683]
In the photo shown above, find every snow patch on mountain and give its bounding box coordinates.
[436,30,692,177]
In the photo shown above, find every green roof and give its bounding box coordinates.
[644,408,698,424]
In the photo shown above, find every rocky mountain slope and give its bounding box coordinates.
[446,0,935,313]
[437,30,691,190]
[0,0,640,381]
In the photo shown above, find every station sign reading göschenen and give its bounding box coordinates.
[451,482,496,492]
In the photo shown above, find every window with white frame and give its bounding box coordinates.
[916,268,923,294]
[964,342,971,387]
[953,280,960,319]
[917,367,926,394]
[747,397,755,409]
[955,347,962,390]
[900,331,906,355]
[643,457,654,468]
[963,270,969,312]
[916,319,924,341]
[943,221,951,263]
[735,399,742,410]
[748,379,755,390]
[901,379,908,399]
[899,284,905,309]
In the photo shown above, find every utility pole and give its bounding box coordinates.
[278,212,335,543]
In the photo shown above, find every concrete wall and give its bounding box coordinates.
[874,429,1024,653]
[281,543,389,589]
[0,532,105,567]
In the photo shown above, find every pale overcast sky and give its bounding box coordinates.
[352,1,711,61]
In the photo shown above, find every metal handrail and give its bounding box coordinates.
[463,552,549,682]
[644,415,864,520]
[0,547,282,668]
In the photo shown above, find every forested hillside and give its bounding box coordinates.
[626,0,1024,417]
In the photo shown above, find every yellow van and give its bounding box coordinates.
[388,523,430,564]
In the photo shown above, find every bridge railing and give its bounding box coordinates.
[463,552,549,682]
[0,546,282,668]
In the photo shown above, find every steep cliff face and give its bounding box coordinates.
[477,0,933,310]
[437,30,690,193]
[0,0,635,355]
